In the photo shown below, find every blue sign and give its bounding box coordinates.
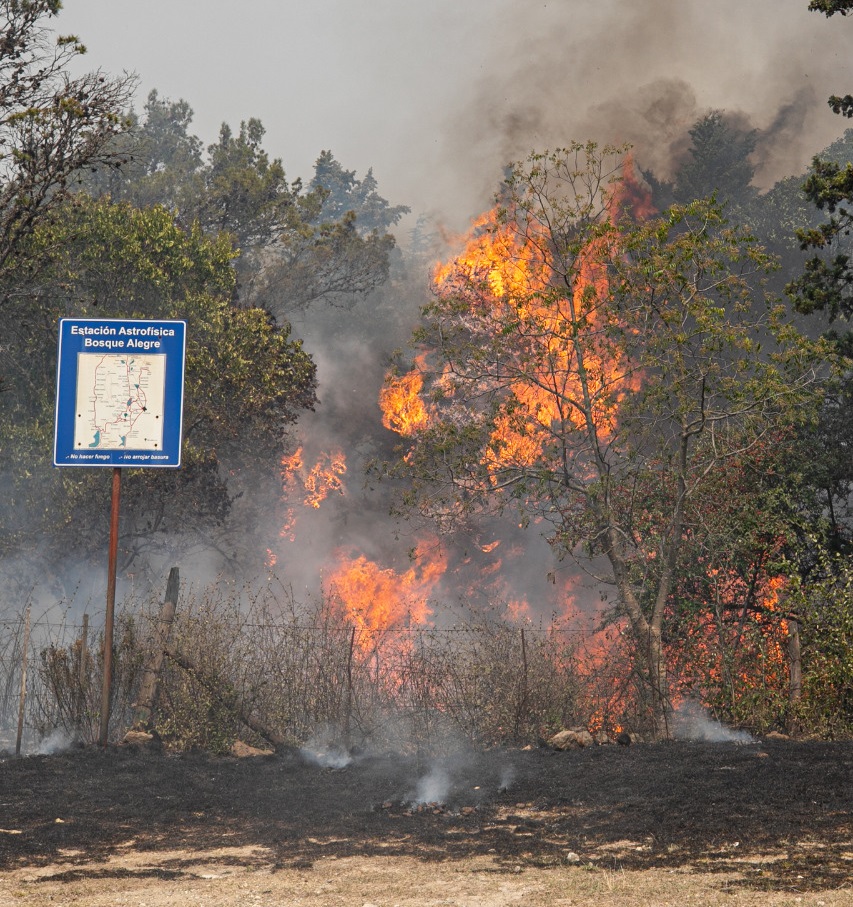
[54,319,187,468]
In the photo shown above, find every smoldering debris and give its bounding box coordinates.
[404,752,520,809]
[672,700,755,744]
[411,763,451,806]
[498,764,516,792]
[299,739,354,770]
[33,728,78,756]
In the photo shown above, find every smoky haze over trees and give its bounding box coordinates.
[0,3,406,593]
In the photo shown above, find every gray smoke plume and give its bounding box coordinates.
[411,763,452,805]
[435,0,852,226]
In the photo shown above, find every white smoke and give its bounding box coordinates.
[36,728,76,755]
[411,763,452,805]
[499,764,516,792]
[672,700,754,744]
[299,727,353,769]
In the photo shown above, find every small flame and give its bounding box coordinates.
[277,446,348,541]
[304,449,347,509]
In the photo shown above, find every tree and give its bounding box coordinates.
[0,194,317,585]
[310,150,410,234]
[672,111,757,208]
[383,145,825,736]
[85,98,405,315]
[0,0,134,282]
[240,146,404,314]
[779,540,853,735]
[788,4,853,348]
[85,89,204,212]
[809,0,853,13]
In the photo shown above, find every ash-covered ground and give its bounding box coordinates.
[0,738,851,893]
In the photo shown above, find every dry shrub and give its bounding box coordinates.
[144,583,586,754]
[23,566,847,754]
[30,611,144,745]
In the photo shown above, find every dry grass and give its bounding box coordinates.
[1,852,850,907]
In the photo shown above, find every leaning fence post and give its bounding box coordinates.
[131,567,179,731]
[15,606,31,757]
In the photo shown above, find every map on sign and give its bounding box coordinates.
[74,353,166,451]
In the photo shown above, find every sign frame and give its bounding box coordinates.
[54,318,187,468]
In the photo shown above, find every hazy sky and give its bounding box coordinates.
[57,1,853,232]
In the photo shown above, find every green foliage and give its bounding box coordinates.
[0,0,134,280]
[787,547,853,736]
[789,154,853,335]
[809,0,853,16]
[789,6,853,342]
[0,194,317,575]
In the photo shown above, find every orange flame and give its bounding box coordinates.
[327,541,447,646]
[278,446,348,540]
[380,355,431,436]
[422,160,650,477]
[304,449,347,509]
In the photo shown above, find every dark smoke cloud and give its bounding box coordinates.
[435,0,853,224]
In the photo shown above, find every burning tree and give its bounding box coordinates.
[385,144,827,737]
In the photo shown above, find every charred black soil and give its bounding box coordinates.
[1,739,851,893]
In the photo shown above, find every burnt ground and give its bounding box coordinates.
[0,738,851,894]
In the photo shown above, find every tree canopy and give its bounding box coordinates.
[85,92,406,315]
[0,0,134,283]
[786,2,853,345]
[382,145,826,734]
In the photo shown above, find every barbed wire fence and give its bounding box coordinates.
[0,572,637,756]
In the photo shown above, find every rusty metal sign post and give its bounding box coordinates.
[54,318,186,746]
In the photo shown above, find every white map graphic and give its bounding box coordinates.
[74,353,166,451]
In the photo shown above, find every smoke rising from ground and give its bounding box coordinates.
[673,700,755,744]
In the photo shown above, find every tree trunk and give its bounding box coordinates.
[644,625,671,740]
[609,543,673,739]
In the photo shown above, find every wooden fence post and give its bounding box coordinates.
[76,614,89,728]
[15,607,31,757]
[343,625,356,750]
[132,567,179,730]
